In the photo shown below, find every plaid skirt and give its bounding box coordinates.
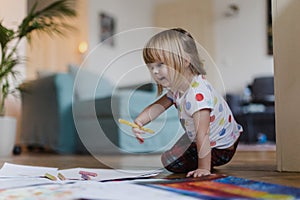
[161,133,240,173]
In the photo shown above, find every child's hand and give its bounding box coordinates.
[132,120,145,143]
[186,168,211,178]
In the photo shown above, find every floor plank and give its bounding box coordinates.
[1,150,300,188]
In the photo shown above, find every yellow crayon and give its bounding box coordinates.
[44,173,57,181]
[118,119,154,134]
[58,173,66,180]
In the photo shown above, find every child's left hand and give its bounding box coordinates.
[186,168,211,177]
[132,120,146,144]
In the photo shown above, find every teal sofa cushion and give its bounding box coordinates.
[116,89,184,153]
[68,65,114,101]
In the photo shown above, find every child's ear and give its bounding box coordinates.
[183,54,191,68]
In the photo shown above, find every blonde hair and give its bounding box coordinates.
[143,28,206,96]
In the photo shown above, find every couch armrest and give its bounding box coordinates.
[20,73,77,153]
[21,75,60,147]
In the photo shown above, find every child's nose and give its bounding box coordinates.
[153,67,159,74]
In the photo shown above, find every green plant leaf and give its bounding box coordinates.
[0,22,14,51]
[0,0,77,115]
[18,0,76,39]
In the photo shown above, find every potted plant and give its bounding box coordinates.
[0,0,77,156]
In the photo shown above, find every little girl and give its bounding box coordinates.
[133,28,242,177]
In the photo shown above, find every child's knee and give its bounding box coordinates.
[160,151,171,167]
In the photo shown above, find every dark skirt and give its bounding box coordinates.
[161,133,240,173]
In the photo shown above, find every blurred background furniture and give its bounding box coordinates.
[20,66,183,154]
[226,76,275,144]
[73,83,183,154]
[20,73,77,153]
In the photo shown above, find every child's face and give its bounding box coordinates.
[147,62,172,88]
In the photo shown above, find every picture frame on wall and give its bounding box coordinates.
[99,12,115,46]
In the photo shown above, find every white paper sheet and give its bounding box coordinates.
[0,181,198,200]
[0,177,56,190]
[0,163,187,199]
[59,167,162,182]
[0,162,58,178]
[72,181,198,200]
[0,163,161,185]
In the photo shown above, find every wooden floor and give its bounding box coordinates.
[1,148,300,189]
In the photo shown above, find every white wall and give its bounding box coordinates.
[1,0,273,94]
[83,0,156,87]
[0,0,273,92]
[79,0,274,92]
[0,0,26,27]
[213,0,274,94]
[153,0,223,93]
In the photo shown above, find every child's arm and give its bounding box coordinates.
[186,108,211,177]
[133,94,173,140]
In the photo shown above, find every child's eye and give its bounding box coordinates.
[147,64,154,70]
[156,62,163,67]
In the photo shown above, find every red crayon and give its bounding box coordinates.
[81,174,91,180]
[79,170,98,177]
[136,136,144,144]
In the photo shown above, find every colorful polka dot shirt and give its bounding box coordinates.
[167,75,242,149]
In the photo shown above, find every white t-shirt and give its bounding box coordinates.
[167,75,242,149]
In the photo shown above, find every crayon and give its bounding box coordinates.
[118,119,154,134]
[44,173,57,181]
[81,174,91,180]
[79,170,98,177]
[58,173,66,180]
[136,136,144,144]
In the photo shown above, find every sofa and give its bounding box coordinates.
[20,66,183,154]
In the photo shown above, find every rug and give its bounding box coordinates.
[140,174,300,199]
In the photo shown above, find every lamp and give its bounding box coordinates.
[78,41,88,54]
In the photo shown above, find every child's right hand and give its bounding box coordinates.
[132,120,145,143]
